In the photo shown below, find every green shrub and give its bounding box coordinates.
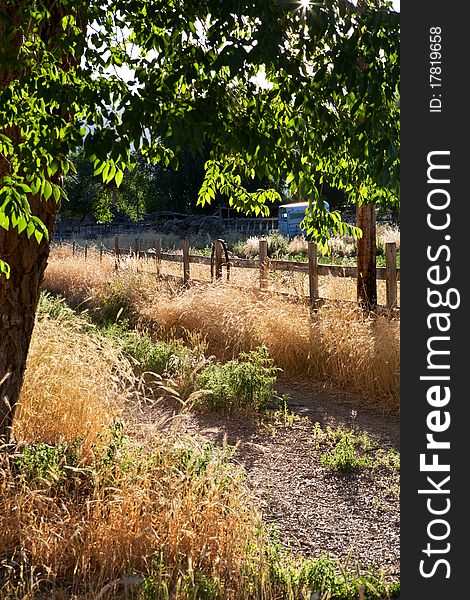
[321,430,366,473]
[100,280,134,324]
[197,347,278,412]
[300,554,338,594]
[171,441,217,478]
[264,526,400,599]
[123,333,192,377]
[318,426,400,476]
[37,291,77,322]
[14,442,70,482]
[102,323,198,378]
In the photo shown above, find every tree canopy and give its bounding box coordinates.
[1,0,399,277]
[0,0,399,441]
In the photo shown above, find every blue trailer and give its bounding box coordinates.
[278,201,329,238]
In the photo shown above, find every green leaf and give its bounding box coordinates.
[42,180,53,201]
[94,161,106,176]
[0,259,10,279]
[17,182,32,194]
[30,178,41,195]
[52,184,61,203]
[0,213,10,230]
[34,228,44,244]
[16,215,27,235]
[0,134,13,154]
[101,162,109,182]
[26,220,35,239]
[106,163,116,184]
[47,161,60,177]
[115,168,123,187]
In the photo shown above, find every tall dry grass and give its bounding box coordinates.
[1,435,262,599]
[13,306,130,450]
[139,284,399,409]
[43,250,399,409]
[50,240,399,306]
[0,272,400,598]
[2,300,267,599]
[377,223,400,249]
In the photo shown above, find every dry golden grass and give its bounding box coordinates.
[43,249,400,409]
[377,223,401,249]
[53,238,400,307]
[1,437,263,599]
[2,303,266,599]
[7,442,260,594]
[44,244,117,309]
[1,269,400,598]
[141,283,399,408]
[14,310,130,450]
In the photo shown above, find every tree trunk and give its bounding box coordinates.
[356,203,377,312]
[0,2,76,443]
[0,191,59,442]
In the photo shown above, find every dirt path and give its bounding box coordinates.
[128,378,400,579]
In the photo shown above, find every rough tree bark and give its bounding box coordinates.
[0,2,68,442]
[356,203,377,312]
[0,188,59,442]
[0,107,61,444]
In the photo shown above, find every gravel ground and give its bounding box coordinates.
[128,377,400,581]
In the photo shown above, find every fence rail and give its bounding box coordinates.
[90,236,400,310]
[69,236,399,310]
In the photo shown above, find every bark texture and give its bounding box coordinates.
[0,1,80,442]
[0,186,59,441]
[356,203,377,312]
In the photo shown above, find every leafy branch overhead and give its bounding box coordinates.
[0,0,399,273]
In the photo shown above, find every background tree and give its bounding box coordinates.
[0,0,399,441]
[64,147,209,218]
[119,148,208,216]
[64,146,291,219]
[62,149,115,221]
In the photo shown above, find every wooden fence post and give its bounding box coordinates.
[214,239,223,280]
[356,203,377,312]
[182,239,190,285]
[385,242,397,310]
[72,240,75,256]
[99,243,103,262]
[259,239,268,291]
[308,241,318,308]
[133,237,140,257]
[84,241,88,260]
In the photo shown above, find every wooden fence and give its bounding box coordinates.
[88,236,400,311]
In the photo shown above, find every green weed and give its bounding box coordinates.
[315,424,400,475]
[197,346,278,412]
[264,394,299,429]
[99,280,134,324]
[321,430,366,473]
[263,526,399,599]
[107,325,196,377]
[13,442,70,483]
[37,291,83,323]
